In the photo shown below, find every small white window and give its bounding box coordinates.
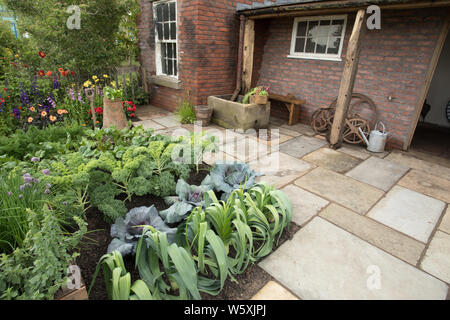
[154,0,178,77]
[289,15,347,61]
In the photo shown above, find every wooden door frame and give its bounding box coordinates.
[404,12,450,150]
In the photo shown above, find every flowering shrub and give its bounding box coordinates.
[122,100,137,119]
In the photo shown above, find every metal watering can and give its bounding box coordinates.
[358,121,389,153]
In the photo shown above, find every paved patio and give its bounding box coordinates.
[135,105,450,300]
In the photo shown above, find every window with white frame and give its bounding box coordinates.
[289,15,347,61]
[154,0,178,77]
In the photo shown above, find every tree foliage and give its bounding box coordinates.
[4,0,139,77]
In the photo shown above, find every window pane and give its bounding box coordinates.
[163,23,169,40]
[294,37,305,53]
[327,37,341,54]
[306,21,318,37]
[156,5,163,23]
[163,3,169,21]
[316,42,327,54]
[297,21,307,37]
[170,22,176,39]
[174,59,178,76]
[155,22,162,41]
[331,20,344,36]
[167,42,173,59]
[169,2,176,21]
[167,59,173,76]
[305,37,315,53]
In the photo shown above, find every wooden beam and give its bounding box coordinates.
[404,12,450,150]
[329,9,366,149]
[242,19,255,94]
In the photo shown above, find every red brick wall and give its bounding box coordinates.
[253,8,447,150]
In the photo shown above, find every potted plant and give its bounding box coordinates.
[194,105,213,126]
[103,86,128,130]
[243,86,270,105]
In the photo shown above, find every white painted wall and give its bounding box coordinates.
[426,32,450,128]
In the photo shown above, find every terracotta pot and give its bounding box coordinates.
[194,105,213,126]
[103,98,129,130]
[250,95,268,105]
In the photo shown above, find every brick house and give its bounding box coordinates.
[137,0,450,150]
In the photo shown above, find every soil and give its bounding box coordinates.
[76,164,301,300]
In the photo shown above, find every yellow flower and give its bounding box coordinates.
[95,79,99,83]
[28,117,33,123]
[29,106,36,112]
[15,54,19,58]
[103,74,109,78]
[41,111,47,117]
[92,75,98,80]
[110,82,116,88]
[83,80,92,88]
[5,48,12,56]
[49,115,57,122]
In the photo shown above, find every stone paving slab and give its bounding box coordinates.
[152,115,180,128]
[251,281,299,300]
[346,156,409,191]
[295,167,384,214]
[420,231,450,283]
[398,170,450,203]
[133,119,165,130]
[338,144,389,160]
[203,151,237,167]
[270,125,302,137]
[281,123,316,136]
[385,151,450,181]
[368,186,445,243]
[258,217,448,300]
[280,136,328,159]
[320,204,426,265]
[439,207,450,234]
[281,185,329,226]
[205,127,246,146]
[303,148,362,174]
[249,131,294,146]
[221,137,264,163]
[250,152,312,189]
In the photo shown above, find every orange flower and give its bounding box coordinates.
[46,71,52,77]
[57,109,64,115]
[61,70,68,77]
[27,117,33,123]
[38,70,45,77]
[41,111,47,117]
[49,115,57,122]
[29,106,36,112]
[58,68,64,73]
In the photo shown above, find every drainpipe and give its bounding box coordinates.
[231,15,246,102]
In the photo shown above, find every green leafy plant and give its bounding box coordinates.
[175,100,196,124]
[201,162,261,201]
[90,251,154,300]
[0,205,87,300]
[104,86,123,101]
[107,205,177,257]
[242,86,270,104]
[160,179,211,224]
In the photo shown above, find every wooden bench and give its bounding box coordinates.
[269,93,306,126]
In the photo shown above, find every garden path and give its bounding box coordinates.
[135,105,450,300]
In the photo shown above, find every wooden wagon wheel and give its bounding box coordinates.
[343,117,371,144]
[329,93,378,128]
[311,108,335,135]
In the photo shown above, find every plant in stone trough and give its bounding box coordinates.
[159,179,211,224]
[201,162,261,201]
[107,206,177,257]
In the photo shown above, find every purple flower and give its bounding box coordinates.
[31,157,40,162]
[44,189,51,194]
[63,201,68,206]
[69,88,76,101]
[18,194,23,199]
[42,169,50,176]
[33,178,40,183]
[46,183,51,188]
[47,96,56,109]
[12,108,20,119]
[23,173,33,183]
[77,91,84,104]
[7,191,12,196]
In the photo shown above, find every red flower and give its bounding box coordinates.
[132,106,136,112]
[58,68,64,73]
[70,71,75,76]
[127,107,132,112]
[38,51,46,58]
[0,98,4,103]
[38,70,45,77]
[2,88,7,92]
[60,70,68,77]
[130,113,135,118]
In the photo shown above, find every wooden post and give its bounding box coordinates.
[329,9,366,149]
[242,19,255,94]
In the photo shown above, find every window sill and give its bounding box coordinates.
[150,75,182,90]
[287,55,342,62]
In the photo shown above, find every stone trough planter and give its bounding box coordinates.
[207,94,270,131]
